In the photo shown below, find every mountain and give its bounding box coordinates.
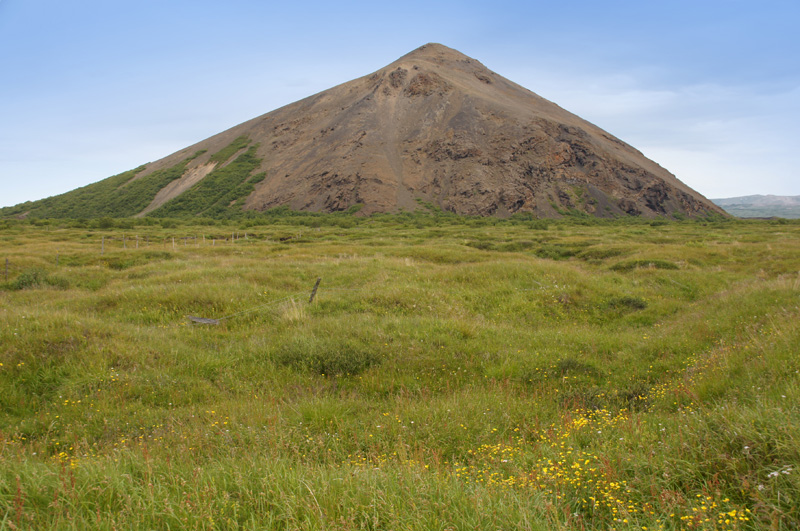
[3,43,725,219]
[712,195,800,218]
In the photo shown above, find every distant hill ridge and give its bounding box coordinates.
[712,195,800,219]
[3,43,724,220]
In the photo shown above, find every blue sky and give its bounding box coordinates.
[1,0,798,208]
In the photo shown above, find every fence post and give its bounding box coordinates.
[56,251,59,266]
[101,236,105,255]
[172,237,175,251]
[309,278,322,303]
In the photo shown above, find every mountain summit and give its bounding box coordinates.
[7,43,724,219]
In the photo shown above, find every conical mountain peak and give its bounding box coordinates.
[6,44,725,220]
[383,43,495,85]
[396,42,474,63]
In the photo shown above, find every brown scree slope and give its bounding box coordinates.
[135,43,724,218]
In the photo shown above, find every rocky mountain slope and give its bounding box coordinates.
[4,43,725,219]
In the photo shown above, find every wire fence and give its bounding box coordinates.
[2,231,694,322]
[187,278,325,325]
[95,231,303,254]
[2,231,301,281]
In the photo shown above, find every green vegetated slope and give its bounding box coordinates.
[149,138,265,218]
[0,136,264,220]
[0,157,191,219]
[1,217,799,530]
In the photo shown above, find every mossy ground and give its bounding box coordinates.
[1,216,799,529]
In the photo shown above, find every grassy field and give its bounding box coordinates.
[1,216,799,530]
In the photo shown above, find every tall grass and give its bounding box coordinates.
[1,218,799,529]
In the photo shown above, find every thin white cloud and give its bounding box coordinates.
[506,66,799,198]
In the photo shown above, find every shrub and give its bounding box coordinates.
[610,259,679,271]
[466,241,495,251]
[96,217,116,229]
[528,219,551,230]
[497,240,535,252]
[606,295,648,310]
[275,336,381,377]
[335,218,356,229]
[12,268,47,289]
[533,244,579,260]
[614,380,652,411]
[11,268,70,290]
[554,358,602,379]
[578,246,628,260]
[44,274,70,290]
[208,135,250,164]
